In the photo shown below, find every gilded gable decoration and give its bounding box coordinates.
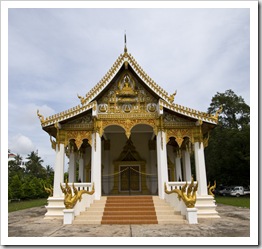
[116,73,137,99]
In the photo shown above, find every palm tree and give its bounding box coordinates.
[25,151,45,177]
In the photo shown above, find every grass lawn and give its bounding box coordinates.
[8,198,48,213]
[215,195,250,208]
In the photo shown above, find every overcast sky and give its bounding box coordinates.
[7,5,251,168]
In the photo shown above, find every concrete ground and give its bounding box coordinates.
[8,203,250,238]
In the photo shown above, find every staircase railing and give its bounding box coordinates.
[165,178,198,224]
[61,181,95,224]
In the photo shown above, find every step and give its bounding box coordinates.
[102,215,158,220]
[103,207,156,212]
[73,196,186,225]
[103,210,156,215]
[101,220,158,224]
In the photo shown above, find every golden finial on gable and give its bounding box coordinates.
[77,94,85,105]
[168,90,177,103]
[37,109,45,123]
[214,105,223,120]
[124,32,127,53]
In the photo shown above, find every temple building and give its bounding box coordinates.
[38,41,221,223]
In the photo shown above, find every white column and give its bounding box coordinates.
[91,132,101,200]
[194,142,208,195]
[156,131,168,199]
[68,150,76,182]
[78,153,84,182]
[53,143,65,197]
[175,154,182,181]
[182,150,192,181]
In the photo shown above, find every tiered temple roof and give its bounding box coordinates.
[38,47,221,128]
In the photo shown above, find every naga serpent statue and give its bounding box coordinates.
[60,180,95,209]
[207,180,216,197]
[165,177,198,208]
[44,185,53,197]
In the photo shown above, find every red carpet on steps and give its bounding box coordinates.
[101,196,158,224]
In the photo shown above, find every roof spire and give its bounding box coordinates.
[124,31,127,53]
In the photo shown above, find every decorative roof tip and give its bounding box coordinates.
[124,32,127,53]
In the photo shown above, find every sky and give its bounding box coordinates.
[6,3,252,168]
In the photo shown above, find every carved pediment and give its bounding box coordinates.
[97,70,158,116]
[163,112,195,128]
[62,113,93,129]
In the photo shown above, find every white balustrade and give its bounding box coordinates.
[167,181,198,191]
[165,181,198,224]
[61,182,93,192]
[61,182,95,225]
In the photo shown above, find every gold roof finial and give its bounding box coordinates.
[124,31,127,53]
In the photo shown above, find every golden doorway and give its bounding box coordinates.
[120,166,140,193]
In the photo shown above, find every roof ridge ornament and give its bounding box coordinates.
[168,90,177,104]
[124,31,127,53]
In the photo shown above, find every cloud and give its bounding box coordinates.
[9,103,55,131]
[9,134,35,156]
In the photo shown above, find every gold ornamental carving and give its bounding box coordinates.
[49,136,57,150]
[37,109,45,123]
[166,129,193,147]
[214,105,223,120]
[207,181,216,197]
[66,131,92,149]
[60,181,95,209]
[168,90,177,104]
[165,177,198,208]
[44,185,53,197]
[101,118,156,138]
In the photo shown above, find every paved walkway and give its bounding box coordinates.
[8,203,250,238]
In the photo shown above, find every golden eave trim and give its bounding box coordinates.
[159,99,218,125]
[40,101,96,127]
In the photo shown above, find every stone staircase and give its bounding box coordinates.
[74,196,186,225]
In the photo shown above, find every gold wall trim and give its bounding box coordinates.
[165,128,194,147]
[101,119,157,138]
[66,131,93,149]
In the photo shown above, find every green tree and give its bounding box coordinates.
[8,154,24,179]
[8,150,54,200]
[9,174,23,199]
[205,90,250,187]
[45,165,54,184]
[208,89,250,129]
[25,151,46,178]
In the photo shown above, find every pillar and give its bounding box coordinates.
[156,131,168,199]
[175,151,182,181]
[182,150,192,182]
[78,153,84,182]
[91,132,101,200]
[68,148,76,182]
[53,143,65,197]
[194,141,208,195]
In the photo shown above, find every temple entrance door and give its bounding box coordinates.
[120,166,140,195]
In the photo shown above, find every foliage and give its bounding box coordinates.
[8,151,54,200]
[215,196,250,208]
[205,90,250,187]
[8,198,48,213]
[208,89,250,129]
